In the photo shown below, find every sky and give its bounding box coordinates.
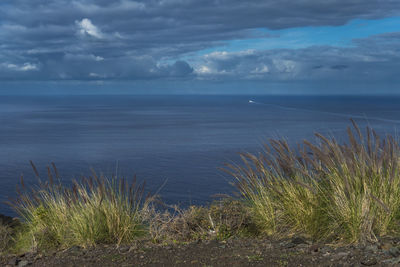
[1,0,400,95]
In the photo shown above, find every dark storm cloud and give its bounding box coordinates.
[0,0,400,81]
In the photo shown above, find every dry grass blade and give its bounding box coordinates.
[350,118,362,140]
[29,160,40,178]
[47,166,54,186]
[51,162,59,179]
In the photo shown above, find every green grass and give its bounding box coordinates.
[226,121,400,243]
[9,166,149,252]
[4,121,400,255]
[0,224,12,255]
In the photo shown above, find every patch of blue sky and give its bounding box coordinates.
[194,16,400,56]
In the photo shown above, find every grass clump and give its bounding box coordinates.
[147,198,255,242]
[0,214,20,255]
[10,165,149,252]
[0,224,12,255]
[227,121,400,243]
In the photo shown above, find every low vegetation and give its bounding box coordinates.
[0,224,12,255]
[226,120,400,243]
[146,198,256,242]
[2,121,400,255]
[8,165,149,252]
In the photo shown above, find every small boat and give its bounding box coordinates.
[248,100,255,103]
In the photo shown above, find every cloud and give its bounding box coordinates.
[167,61,194,77]
[72,0,145,14]
[64,53,104,62]
[193,31,400,82]
[76,18,104,39]
[2,62,39,71]
[0,0,400,85]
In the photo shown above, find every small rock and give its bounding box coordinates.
[284,242,296,249]
[7,258,17,266]
[17,260,29,267]
[208,240,218,247]
[264,243,273,250]
[389,247,400,257]
[365,245,379,253]
[382,256,400,265]
[332,252,350,261]
[24,252,34,259]
[296,244,309,249]
[118,246,130,253]
[309,244,319,253]
[291,237,307,245]
[361,256,378,266]
[320,246,331,254]
[380,242,392,250]
[66,245,81,253]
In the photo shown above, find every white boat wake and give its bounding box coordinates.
[247,99,400,124]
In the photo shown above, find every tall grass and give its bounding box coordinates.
[9,164,149,251]
[226,121,400,243]
[0,224,12,255]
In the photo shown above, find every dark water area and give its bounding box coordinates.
[1,94,400,216]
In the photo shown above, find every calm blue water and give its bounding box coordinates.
[1,95,400,216]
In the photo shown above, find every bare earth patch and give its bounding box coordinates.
[3,237,400,266]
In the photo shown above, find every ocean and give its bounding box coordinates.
[1,95,400,216]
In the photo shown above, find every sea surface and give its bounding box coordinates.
[1,95,400,216]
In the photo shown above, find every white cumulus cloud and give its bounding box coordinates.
[196,65,212,74]
[76,18,104,39]
[251,65,270,74]
[4,63,38,71]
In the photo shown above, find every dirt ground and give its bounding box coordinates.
[3,236,400,266]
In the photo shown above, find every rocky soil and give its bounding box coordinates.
[3,236,400,266]
[3,213,400,266]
